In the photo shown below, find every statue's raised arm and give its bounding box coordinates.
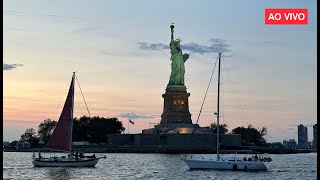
[170,23,175,42]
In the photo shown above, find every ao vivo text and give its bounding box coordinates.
[265,9,308,25]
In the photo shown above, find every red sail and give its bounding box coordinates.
[46,74,74,151]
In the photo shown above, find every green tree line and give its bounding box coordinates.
[204,123,268,146]
[19,116,125,146]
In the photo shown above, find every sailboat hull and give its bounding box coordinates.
[184,158,267,171]
[32,158,99,167]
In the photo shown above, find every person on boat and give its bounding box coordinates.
[243,157,247,161]
[38,152,42,159]
[75,151,79,161]
[80,151,84,158]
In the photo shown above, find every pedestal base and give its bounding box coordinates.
[160,86,192,125]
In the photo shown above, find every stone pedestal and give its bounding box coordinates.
[160,86,192,124]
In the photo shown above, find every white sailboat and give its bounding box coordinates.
[183,53,267,171]
[32,72,106,167]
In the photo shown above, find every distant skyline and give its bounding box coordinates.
[4,0,317,142]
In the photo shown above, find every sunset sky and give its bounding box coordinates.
[4,0,317,142]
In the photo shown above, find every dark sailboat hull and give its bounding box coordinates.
[32,158,99,167]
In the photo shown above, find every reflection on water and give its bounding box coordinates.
[46,167,73,180]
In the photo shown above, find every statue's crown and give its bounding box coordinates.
[175,37,181,42]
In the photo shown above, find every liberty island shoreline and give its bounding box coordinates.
[4,146,315,154]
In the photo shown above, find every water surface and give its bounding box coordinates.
[3,152,317,180]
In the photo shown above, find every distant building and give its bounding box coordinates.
[283,139,297,147]
[271,142,283,148]
[298,124,308,146]
[288,139,297,147]
[283,140,288,146]
[313,124,317,146]
[3,141,10,147]
[272,142,282,145]
[16,141,31,149]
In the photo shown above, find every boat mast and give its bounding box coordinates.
[216,53,221,161]
[70,72,75,154]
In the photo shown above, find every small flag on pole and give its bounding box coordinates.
[129,119,134,125]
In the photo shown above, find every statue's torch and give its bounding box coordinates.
[170,23,175,32]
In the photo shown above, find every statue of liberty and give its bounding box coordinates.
[167,23,189,87]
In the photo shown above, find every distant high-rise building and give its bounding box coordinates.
[313,124,317,146]
[298,124,308,146]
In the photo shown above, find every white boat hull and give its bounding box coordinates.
[184,158,267,171]
[32,158,99,167]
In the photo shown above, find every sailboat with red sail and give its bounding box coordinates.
[32,72,106,167]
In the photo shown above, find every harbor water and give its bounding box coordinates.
[3,152,317,180]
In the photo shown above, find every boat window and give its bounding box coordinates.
[228,160,235,161]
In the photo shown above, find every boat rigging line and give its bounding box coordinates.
[75,75,91,117]
[223,61,247,125]
[192,55,219,133]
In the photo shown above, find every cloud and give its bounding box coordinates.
[3,63,23,71]
[118,112,158,120]
[138,42,170,50]
[138,38,231,54]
